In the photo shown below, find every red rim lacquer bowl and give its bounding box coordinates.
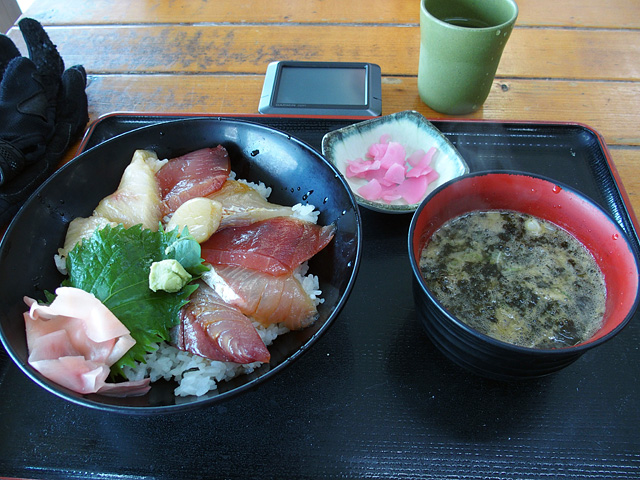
[408,171,640,380]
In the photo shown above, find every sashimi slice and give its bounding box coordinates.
[57,150,165,268]
[211,265,318,330]
[201,216,335,276]
[157,146,231,216]
[207,179,295,229]
[57,215,117,259]
[94,149,165,230]
[176,281,270,364]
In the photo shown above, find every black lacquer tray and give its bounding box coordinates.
[1,113,639,480]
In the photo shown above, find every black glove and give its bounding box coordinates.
[0,18,88,225]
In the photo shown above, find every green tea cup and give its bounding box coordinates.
[418,0,518,115]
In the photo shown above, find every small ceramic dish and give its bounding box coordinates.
[321,110,469,213]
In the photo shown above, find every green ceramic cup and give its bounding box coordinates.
[418,0,518,115]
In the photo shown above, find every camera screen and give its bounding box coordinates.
[274,65,368,106]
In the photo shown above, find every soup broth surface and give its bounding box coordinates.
[419,210,606,348]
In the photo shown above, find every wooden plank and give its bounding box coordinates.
[519,0,640,29]
[503,28,640,82]
[80,74,640,147]
[7,25,640,81]
[22,0,640,29]
[21,0,419,25]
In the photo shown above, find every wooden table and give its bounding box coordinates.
[2,1,640,479]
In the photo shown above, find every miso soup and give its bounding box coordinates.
[419,210,606,349]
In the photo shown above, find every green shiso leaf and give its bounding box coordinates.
[63,224,205,376]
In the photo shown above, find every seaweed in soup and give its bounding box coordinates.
[419,210,606,349]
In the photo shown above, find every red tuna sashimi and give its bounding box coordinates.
[176,281,270,364]
[213,265,318,330]
[156,146,231,216]
[200,216,335,276]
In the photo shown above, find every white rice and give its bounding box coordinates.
[293,262,324,306]
[292,203,320,224]
[232,173,273,199]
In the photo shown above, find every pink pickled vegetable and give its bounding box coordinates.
[367,142,388,159]
[397,176,430,205]
[384,162,407,184]
[345,158,380,178]
[344,136,440,205]
[407,149,427,167]
[358,178,383,200]
[23,287,150,397]
[378,142,407,169]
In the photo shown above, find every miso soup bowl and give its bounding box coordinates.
[408,171,640,381]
